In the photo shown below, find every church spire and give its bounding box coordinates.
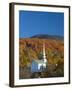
[43,42,47,63]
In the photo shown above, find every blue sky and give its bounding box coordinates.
[19,10,64,38]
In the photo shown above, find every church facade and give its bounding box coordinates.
[31,43,47,72]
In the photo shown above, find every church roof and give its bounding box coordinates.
[32,59,46,64]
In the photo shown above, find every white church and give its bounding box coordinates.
[31,43,47,72]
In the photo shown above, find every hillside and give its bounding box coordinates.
[19,38,64,67]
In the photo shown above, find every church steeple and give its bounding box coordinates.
[43,42,47,63]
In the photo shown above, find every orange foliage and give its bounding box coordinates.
[19,38,64,67]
